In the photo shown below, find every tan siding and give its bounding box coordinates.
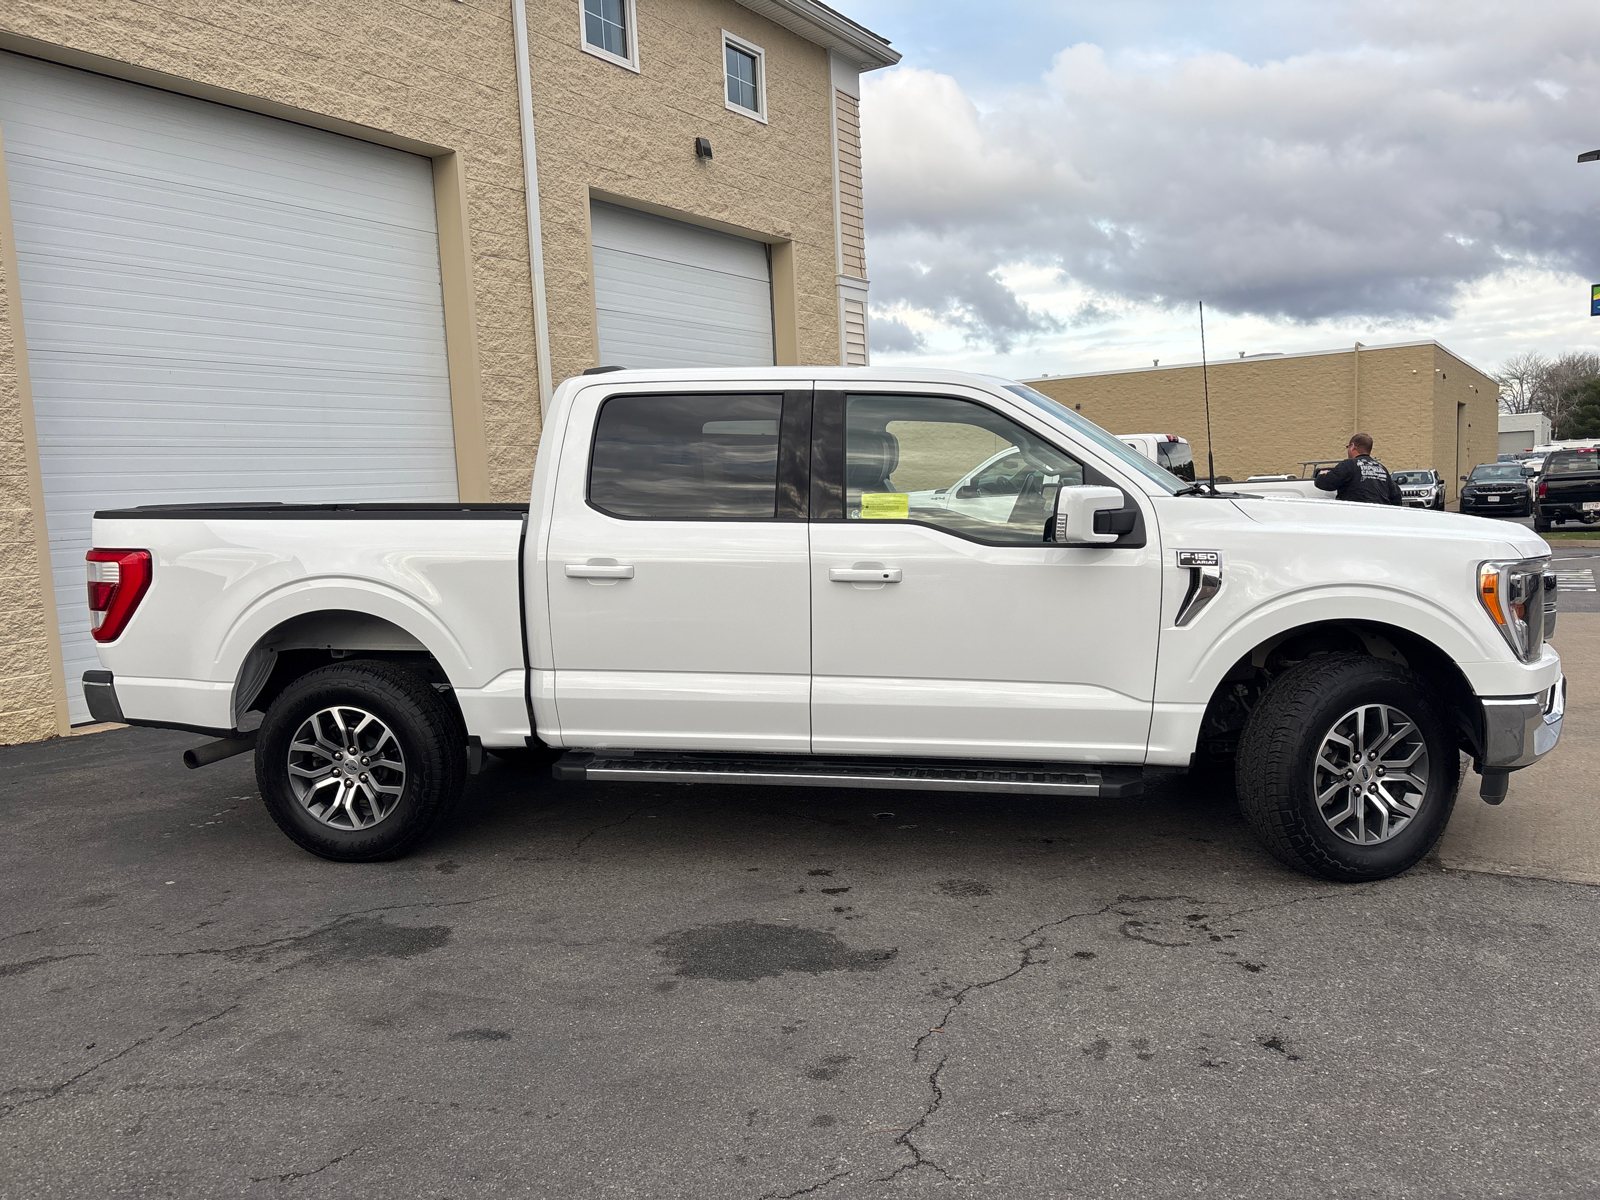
[834,88,866,278]
[843,295,867,366]
[528,0,844,381]
[1027,344,1475,487]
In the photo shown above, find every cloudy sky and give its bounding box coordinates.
[845,0,1600,380]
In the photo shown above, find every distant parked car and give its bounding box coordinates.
[1535,448,1600,532]
[1392,469,1445,510]
[1459,462,1534,517]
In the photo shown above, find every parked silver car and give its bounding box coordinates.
[1393,468,1446,510]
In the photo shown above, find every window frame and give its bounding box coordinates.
[721,31,768,123]
[811,389,1147,549]
[584,389,812,523]
[579,0,639,73]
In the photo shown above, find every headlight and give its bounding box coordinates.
[1478,558,1551,662]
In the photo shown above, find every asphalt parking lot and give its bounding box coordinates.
[4,621,1600,1200]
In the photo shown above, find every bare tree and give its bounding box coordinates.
[1492,350,1600,436]
[1494,351,1548,414]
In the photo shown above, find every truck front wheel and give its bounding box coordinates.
[255,660,466,862]
[1236,655,1458,882]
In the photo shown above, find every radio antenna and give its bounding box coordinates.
[1198,300,1217,492]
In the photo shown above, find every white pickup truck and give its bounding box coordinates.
[83,368,1564,882]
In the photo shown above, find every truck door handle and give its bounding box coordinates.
[565,563,635,579]
[829,567,902,583]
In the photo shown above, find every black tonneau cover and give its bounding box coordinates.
[94,502,529,520]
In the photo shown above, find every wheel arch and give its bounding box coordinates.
[1195,618,1485,764]
[226,607,459,730]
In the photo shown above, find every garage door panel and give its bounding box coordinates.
[591,201,774,370]
[0,52,458,723]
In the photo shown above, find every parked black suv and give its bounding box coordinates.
[1459,462,1533,517]
[1535,448,1600,531]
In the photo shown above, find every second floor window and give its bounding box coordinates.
[583,0,635,68]
[723,34,765,120]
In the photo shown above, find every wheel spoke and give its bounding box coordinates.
[1317,778,1349,805]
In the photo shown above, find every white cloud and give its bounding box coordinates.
[861,0,1600,366]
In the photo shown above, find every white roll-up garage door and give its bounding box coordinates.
[591,201,774,369]
[0,52,458,723]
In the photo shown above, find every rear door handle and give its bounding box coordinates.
[566,563,635,579]
[829,567,902,583]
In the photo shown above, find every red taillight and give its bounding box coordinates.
[1539,481,1548,498]
[86,549,151,642]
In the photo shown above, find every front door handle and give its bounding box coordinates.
[566,563,635,579]
[829,567,902,583]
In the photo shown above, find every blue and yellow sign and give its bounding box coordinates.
[1593,283,1600,316]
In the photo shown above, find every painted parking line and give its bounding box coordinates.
[1555,569,1597,592]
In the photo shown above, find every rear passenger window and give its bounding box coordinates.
[589,393,782,519]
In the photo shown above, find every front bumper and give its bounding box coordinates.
[1480,677,1566,770]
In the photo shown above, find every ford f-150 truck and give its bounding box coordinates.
[82,368,1565,882]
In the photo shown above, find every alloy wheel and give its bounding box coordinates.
[1311,704,1430,845]
[286,706,407,829]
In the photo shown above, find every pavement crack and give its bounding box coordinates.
[757,1169,851,1199]
[140,894,504,960]
[0,1034,155,1120]
[912,899,1123,1061]
[876,1057,952,1184]
[1224,890,1356,919]
[0,928,43,946]
[0,951,97,978]
[168,1003,240,1040]
[249,1147,361,1183]
[571,801,658,857]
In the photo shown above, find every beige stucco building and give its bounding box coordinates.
[1026,340,1497,499]
[0,0,896,743]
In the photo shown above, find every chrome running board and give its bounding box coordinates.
[552,751,1144,798]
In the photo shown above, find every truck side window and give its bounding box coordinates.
[590,393,783,519]
[844,394,1083,544]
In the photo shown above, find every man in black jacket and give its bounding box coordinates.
[1313,433,1403,504]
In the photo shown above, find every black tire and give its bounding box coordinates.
[1534,515,1552,533]
[1236,655,1459,882]
[255,660,466,862]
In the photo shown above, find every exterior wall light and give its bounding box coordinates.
[695,137,713,160]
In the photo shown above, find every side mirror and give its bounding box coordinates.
[1460,476,1469,483]
[1054,485,1126,545]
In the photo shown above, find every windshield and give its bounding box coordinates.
[1470,464,1525,481]
[1392,471,1433,485]
[1000,383,1183,494]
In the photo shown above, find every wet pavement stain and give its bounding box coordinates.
[296,918,453,966]
[654,920,897,982]
[937,879,993,897]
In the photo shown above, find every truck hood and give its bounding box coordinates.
[1218,493,1548,559]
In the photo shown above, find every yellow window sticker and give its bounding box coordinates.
[859,492,909,520]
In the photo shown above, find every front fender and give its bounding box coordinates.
[1163,582,1494,708]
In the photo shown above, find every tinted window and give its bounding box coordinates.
[590,393,782,519]
[845,394,1084,544]
[1548,451,1600,476]
[1392,471,1433,485]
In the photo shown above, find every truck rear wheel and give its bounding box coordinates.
[255,660,465,862]
[1534,515,1552,533]
[1236,655,1458,882]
